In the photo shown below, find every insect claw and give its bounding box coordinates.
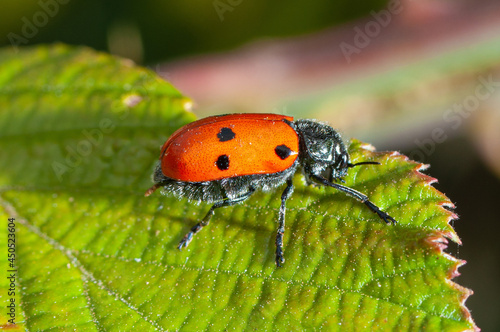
[381,213,397,225]
[276,254,285,267]
[178,233,193,250]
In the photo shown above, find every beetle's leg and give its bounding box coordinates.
[311,174,397,225]
[275,177,294,267]
[328,166,335,183]
[178,188,255,250]
[327,166,345,184]
[144,183,161,197]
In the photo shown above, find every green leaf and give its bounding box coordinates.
[0,45,476,331]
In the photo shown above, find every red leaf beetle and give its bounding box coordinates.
[145,113,396,267]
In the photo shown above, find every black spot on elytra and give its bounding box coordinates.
[275,145,292,160]
[217,127,235,142]
[216,155,230,170]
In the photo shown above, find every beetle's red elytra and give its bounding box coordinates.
[160,113,299,182]
[146,113,396,267]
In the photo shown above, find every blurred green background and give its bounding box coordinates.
[2,0,500,330]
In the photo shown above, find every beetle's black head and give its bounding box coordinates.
[293,119,350,179]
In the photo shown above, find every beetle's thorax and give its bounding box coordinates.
[293,119,349,179]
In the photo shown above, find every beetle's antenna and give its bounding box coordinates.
[348,161,380,167]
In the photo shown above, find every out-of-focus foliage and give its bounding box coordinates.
[0,0,387,63]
